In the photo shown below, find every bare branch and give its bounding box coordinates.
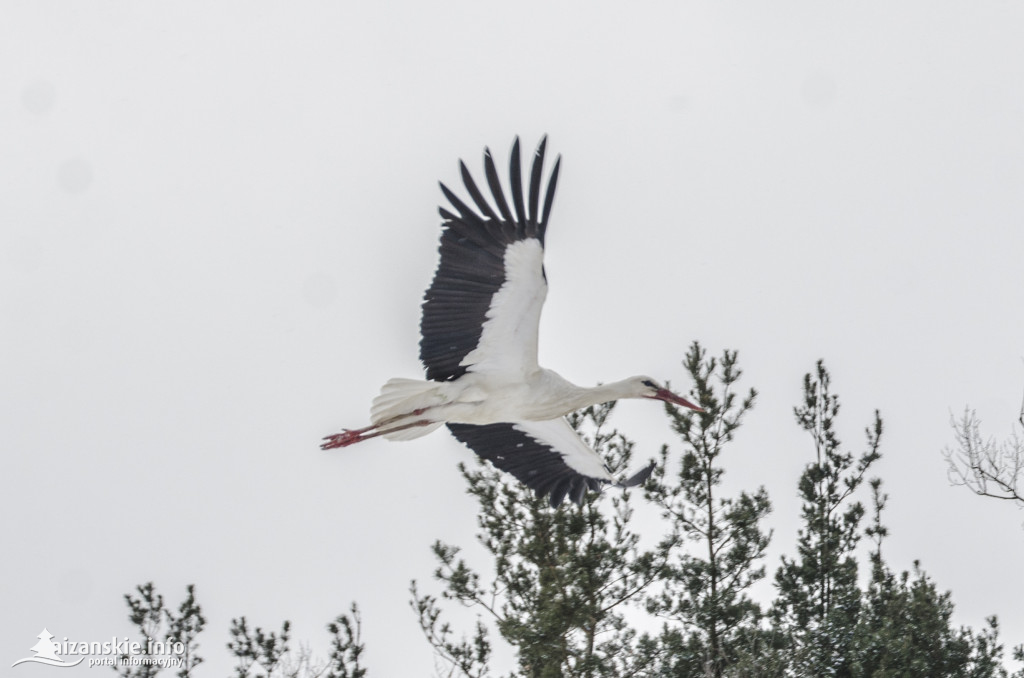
[944,408,1024,506]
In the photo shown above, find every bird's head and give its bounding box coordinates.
[634,376,704,412]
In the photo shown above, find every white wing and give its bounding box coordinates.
[459,239,547,379]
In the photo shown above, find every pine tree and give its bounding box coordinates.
[226,606,367,678]
[644,343,770,678]
[852,479,1012,678]
[325,604,369,678]
[166,585,205,678]
[119,583,206,678]
[772,361,883,677]
[119,583,168,678]
[119,583,365,678]
[411,402,676,677]
[410,344,774,678]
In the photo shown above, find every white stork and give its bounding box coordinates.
[322,137,703,507]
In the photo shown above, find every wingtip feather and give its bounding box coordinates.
[538,155,561,243]
[548,478,570,508]
[509,137,527,234]
[439,181,478,221]
[527,137,547,230]
[483,147,515,223]
[460,159,499,222]
[618,461,656,488]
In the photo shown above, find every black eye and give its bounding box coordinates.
[642,379,655,388]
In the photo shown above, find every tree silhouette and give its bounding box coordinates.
[29,629,61,662]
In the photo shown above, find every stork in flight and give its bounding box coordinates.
[322,137,703,507]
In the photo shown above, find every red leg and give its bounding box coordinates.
[320,407,434,450]
[321,418,434,450]
[320,427,375,449]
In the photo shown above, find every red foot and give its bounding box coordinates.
[320,430,367,449]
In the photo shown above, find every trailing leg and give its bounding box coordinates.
[321,417,436,449]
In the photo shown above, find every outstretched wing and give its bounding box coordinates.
[448,418,653,507]
[419,137,561,383]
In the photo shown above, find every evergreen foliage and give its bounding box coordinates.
[411,399,673,677]
[118,583,166,678]
[118,583,205,678]
[772,360,883,676]
[224,606,367,678]
[114,584,364,678]
[167,585,205,678]
[644,344,770,677]
[852,479,1014,677]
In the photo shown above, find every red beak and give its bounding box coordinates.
[651,388,704,412]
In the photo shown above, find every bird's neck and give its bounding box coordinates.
[563,378,639,412]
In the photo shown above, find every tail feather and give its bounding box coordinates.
[370,378,447,437]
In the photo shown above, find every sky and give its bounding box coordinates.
[3,2,1024,675]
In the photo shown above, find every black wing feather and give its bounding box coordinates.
[538,156,561,245]
[459,161,500,222]
[620,461,656,488]
[484,148,516,224]
[509,138,528,237]
[527,136,547,234]
[447,422,606,507]
[439,182,479,222]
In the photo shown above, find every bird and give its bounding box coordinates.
[322,136,704,507]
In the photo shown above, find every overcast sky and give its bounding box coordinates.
[3,2,1024,675]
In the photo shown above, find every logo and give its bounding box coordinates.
[12,628,185,670]
[12,629,84,668]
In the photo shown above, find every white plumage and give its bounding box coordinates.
[323,137,702,506]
